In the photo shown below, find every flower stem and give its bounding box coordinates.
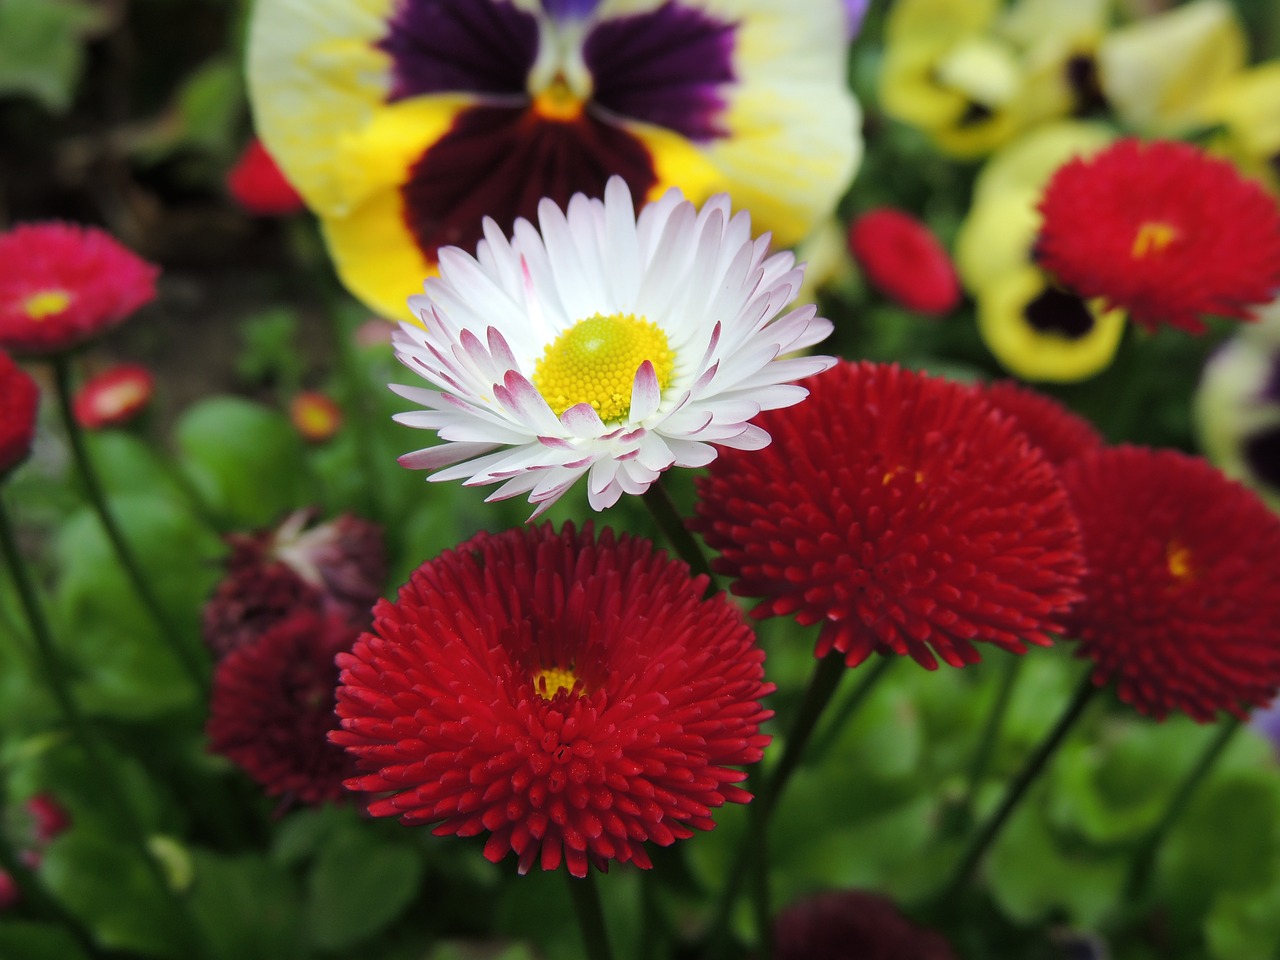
[642,480,719,593]
[1123,716,1241,901]
[50,356,209,695]
[807,655,896,763]
[936,668,1099,901]
[0,496,208,958]
[952,653,1025,828]
[566,872,616,960]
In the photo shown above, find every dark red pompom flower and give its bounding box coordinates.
[1036,139,1280,334]
[331,522,774,877]
[848,208,962,316]
[694,362,1085,670]
[0,223,158,357]
[207,610,358,806]
[73,364,154,430]
[976,380,1105,468]
[773,889,958,960]
[0,351,38,477]
[1061,446,1280,721]
[227,139,305,216]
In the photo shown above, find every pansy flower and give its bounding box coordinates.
[246,0,861,319]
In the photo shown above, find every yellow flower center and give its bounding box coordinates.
[1166,539,1194,583]
[23,290,72,320]
[532,75,585,122]
[1131,221,1179,259]
[534,666,578,700]
[532,313,675,423]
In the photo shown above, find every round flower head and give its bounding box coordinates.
[848,208,961,316]
[72,364,154,430]
[207,610,358,806]
[332,522,773,877]
[227,139,305,216]
[0,223,158,357]
[693,362,1085,670]
[289,391,343,443]
[773,889,958,960]
[1061,446,1280,721]
[393,177,835,516]
[247,0,860,319]
[1035,139,1280,333]
[975,380,1104,468]
[0,351,39,477]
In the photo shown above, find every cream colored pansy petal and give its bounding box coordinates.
[970,120,1113,207]
[1098,0,1246,137]
[885,0,1000,45]
[881,38,975,130]
[1201,62,1280,164]
[955,188,1042,293]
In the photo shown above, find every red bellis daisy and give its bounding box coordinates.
[975,380,1105,468]
[772,889,958,960]
[73,364,154,430]
[206,610,359,806]
[0,223,158,357]
[1036,139,1280,334]
[331,522,773,878]
[848,208,962,316]
[694,362,1085,670]
[227,139,306,216]
[1061,446,1280,721]
[0,351,39,477]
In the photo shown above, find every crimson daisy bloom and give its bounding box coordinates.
[72,364,154,430]
[773,889,958,960]
[289,391,343,443]
[976,380,1104,468]
[227,139,305,216]
[331,522,773,877]
[0,223,158,357]
[207,610,359,806]
[1035,139,1280,334]
[0,351,39,477]
[1061,445,1280,721]
[848,208,961,316]
[693,362,1085,670]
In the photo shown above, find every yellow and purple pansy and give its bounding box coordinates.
[248,0,861,319]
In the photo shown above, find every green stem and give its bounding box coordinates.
[954,654,1025,826]
[807,656,897,763]
[1124,716,1242,901]
[566,872,616,960]
[642,481,719,593]
[0,497,207,958]
[936,669,1099,901]
[50,357,209,695]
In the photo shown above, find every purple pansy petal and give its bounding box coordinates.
[541,0,602,20]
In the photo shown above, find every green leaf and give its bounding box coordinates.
[189,850,304,960]
[0,920,94,960]
[304,825,425,951]
[0,0,104,113]
[1205,881,1280,960]
[174,396,313,527]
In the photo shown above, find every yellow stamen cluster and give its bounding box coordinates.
[532,76,585,122]
[534,666,578,700]
[23,289,72,320]
[1166,540,1194,583]
[1131,221,1178,259]
[533,313,675,423]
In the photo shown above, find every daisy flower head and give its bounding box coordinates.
[392,178,835,515]
[693,361,1085,670]
[331,521,773,877]
[0,223,158,358]
[975,380,1104,468]
[1061,445,1280,722]
[72,364,154,430]
[247,0,860,319]
[0,351,39,478]
[1035,138,1280,334]
[206,610,359,806]
[848,208,961,316]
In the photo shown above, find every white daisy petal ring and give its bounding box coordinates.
[391,176,836,516]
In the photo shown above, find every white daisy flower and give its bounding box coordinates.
[391,176,835,516]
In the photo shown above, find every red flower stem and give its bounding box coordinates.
[937,669,1099,900]
[1123,716,1241,901]
[566,871,616,960]
[954,653,1025,827]
[50,356,210,696]
[0,497,209,959]
[642,480,720,595]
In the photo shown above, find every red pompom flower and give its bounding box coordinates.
[72,364,154,430]
[772,889,958,960]
[227,139,306,216]
[207,610,358,806]
[331,522,774,877]
[1061,446,1280,721]
[0,351,38,477]
[694,362,1085,670]
[0,223,158,357]
[975,380,1105,468]
[848,208,962,316]
[1036,139,1280,334]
